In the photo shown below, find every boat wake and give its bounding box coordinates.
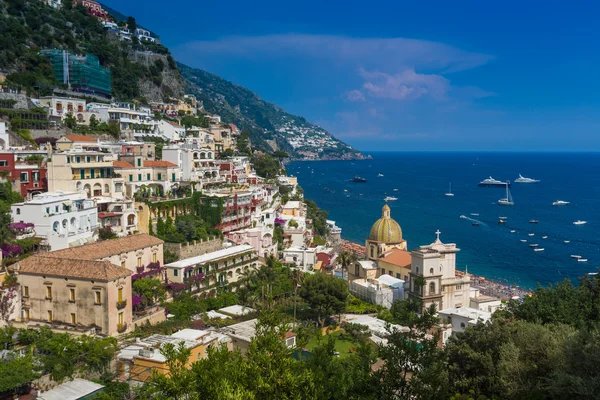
[460,215,488,227]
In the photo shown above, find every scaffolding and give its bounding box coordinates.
[41,49,112,97]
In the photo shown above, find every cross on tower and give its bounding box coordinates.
[435,229,441,241]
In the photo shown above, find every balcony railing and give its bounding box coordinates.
[117,300,127,310]
[117,322,128,333]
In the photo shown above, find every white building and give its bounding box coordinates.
[282,246,316,271]
[0,122,8,149]
[349,274,405,309]
[408,230,471,311]
[89,103,157,135]
[155,120,185,141]
[11,192,98,251]
[162,144,223,185]
[438,306,492,343]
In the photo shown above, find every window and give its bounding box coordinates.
[46,286,52,299]
[23,309,30,321]
[100,168,105,178]
[47,310,53,322]
[71,313,76,324]
[121,260,126,269]
[430,268,434,275]
[90,169,95,178]
[86,156,91,163]
[129,175,133,182]
[152,253,157,263]
[69,288,75,301]
[381,268,385,275]
[16,208,20,215]
[118,312,124,325]
[23,286,29,297]
[80,169,85,179]
[118,288,123,302]
[95,291,101,304]
[147,173,151,181]
[456,284,463,290]
[55,206,59,212]
[46,207,50,214]
[460,322,466,328]
[137,257,142,268]
[172,173,175,182]
[20,172,28,182]
[66,156,70,163]
[174,269,178,277]
[76,156,81,163]
[137,158,141,167]
[32,171,40,182]
[396,273,401,279]
[138,174,142,181]
[157,173,162,180]
[429,282,436,295]
[0,160,7,166]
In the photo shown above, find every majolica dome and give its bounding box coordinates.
[369,204,402,243]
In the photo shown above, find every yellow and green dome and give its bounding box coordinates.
[369,204,403,243]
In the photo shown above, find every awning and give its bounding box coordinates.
[62,201,73,207]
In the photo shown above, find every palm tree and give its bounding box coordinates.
[337,251,357,284]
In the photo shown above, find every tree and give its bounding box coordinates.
[63,112,76,129]
[145,341,198,399]
[0,354,39,395]
[126,16,137,32]
[299,273,348,327]
[133,278,166,306]
[336,251,357,284]
[89,114,99,130]
[0,274,18,326]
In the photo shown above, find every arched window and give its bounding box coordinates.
[16,208,20,215]
[460,322,466,328]
[370,246,374,258]
[429,268,434,275]
[104,184,109,193]
[429,282,435,295]
[416,267,419,274]
[62,219,68,229]
[53,221,59,232]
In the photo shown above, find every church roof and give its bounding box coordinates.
[379,249,411,267]
[369,204,403,243]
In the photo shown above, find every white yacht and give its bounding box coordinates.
[578,258,588,262]
[552,200,570,206]
[534,248,545,252]
[510,230,516,233]
[528,233,535,237]
[377,173,384,177]
[542,236,548,239]
[520,239,527,243]
[571,255,582,259]
[515,174,540,183]
[573,220,588,225]
[384,196,398,202]
[479,176,510,187]
[393,188,399,192]
[498,182,514,206]
[564,240,571,244]
[445,182,454,197]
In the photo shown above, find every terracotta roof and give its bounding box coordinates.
[16,256,131,281]
[143,160,177,168]
[98,212,121,218]
[65,135,98,143]
[113,161,134,168]
[379,249,412,267]
[44,234,164,261]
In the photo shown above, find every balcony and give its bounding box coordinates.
[117,300,127,310]
[117,322,128,333]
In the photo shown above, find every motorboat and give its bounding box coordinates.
[479,176,510,187]
[350,176,367,183]
[384,196,398,202]
[564,240,571,244]
[393,188,399,192]
[542,236,548,239]
[471,213,480,216]
[445,183,454,197]
[529,244,539,247]
[578,259,588,262]
[573,220,587,225]
[460,215,467,219]
[515,174,540,183]
[498,219,506,224]
[571,255,582,259]
[377,173,384,177]
[520,239,527,243]
[529,220,539,224]
[552,200,570,206]
[510,230,516,233]
[534,248,545,252]
[528,233,535,237]
[343,189,348,192]
[499,216,507,220]
[498,182,514,206]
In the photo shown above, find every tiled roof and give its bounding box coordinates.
[113,161,134,168]
[143,160,178,168]
[379,249,412,267]
[65,135,98,143]
[16,256,132,281]
[44,234,164,261]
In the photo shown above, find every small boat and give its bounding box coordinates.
[359,194,363,196]
[471,213,480,216]
[515,174,541,183]
[343,189,348,192]
[510,230,516,233]
[529,244,539,247]
[479,176,510,187]
[460,215,467,219]
[350,176,367,183]
[571,255,582,259]
[552,200,570,206]
[384,196,398,202]
[445,183,454,197]
[578,259,588,262]
[393,188,399,192]
[542,236,548,239]
[529,220,539,224]
[528,233,535,237]
[520,239,527,243]
[564,240,571,244]
[573,220,587,225]
[498,182,514,206]
[377,173,384,177]
[499,216,507,220]
[534,248,545,252]
[472,222,480,226]
[498,219,506,224]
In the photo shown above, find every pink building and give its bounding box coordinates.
[226,228,276,259]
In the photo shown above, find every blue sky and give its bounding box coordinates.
[103,0,600,151]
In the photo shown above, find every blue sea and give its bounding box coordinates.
[289,152,600,289]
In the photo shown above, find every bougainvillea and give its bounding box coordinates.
[1,244,23,258]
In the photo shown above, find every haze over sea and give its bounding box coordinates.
[290,152,600,289]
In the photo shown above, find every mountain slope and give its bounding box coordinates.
[178,63,366,160]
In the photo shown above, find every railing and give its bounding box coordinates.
[117,323,128,333]
[117,300,127,310]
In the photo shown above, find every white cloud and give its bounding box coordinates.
[345,90,366,102]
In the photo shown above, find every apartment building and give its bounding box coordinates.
[0,149,48,197]
[112,158,180,197]
[56,134,100,151]
[12,254,132,336]
[162,144,223,185]
[97,199,139,235]
[89,103,157,135]
[11,191,98,250]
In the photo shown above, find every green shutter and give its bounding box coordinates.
[129,175,133,182]
[157,173,162,181]
[80,169,84,179]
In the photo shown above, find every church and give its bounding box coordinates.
[354,204,471,311]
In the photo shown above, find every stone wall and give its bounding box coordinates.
[0,92,31,109]
[164,237,223,260]
[132,306,166,329]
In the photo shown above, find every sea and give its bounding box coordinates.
[289,152,600,289]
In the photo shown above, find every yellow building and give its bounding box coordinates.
[365,204,406,261]
[118,328,232,382]
[378,249,412,282]
[281,201,303,217]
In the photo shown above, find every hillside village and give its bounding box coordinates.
[0,1,597,399]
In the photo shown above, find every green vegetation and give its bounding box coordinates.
[306,199,329,237]
[299,273,348,327]
[253,153,284,179]
[305,330,356,358]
